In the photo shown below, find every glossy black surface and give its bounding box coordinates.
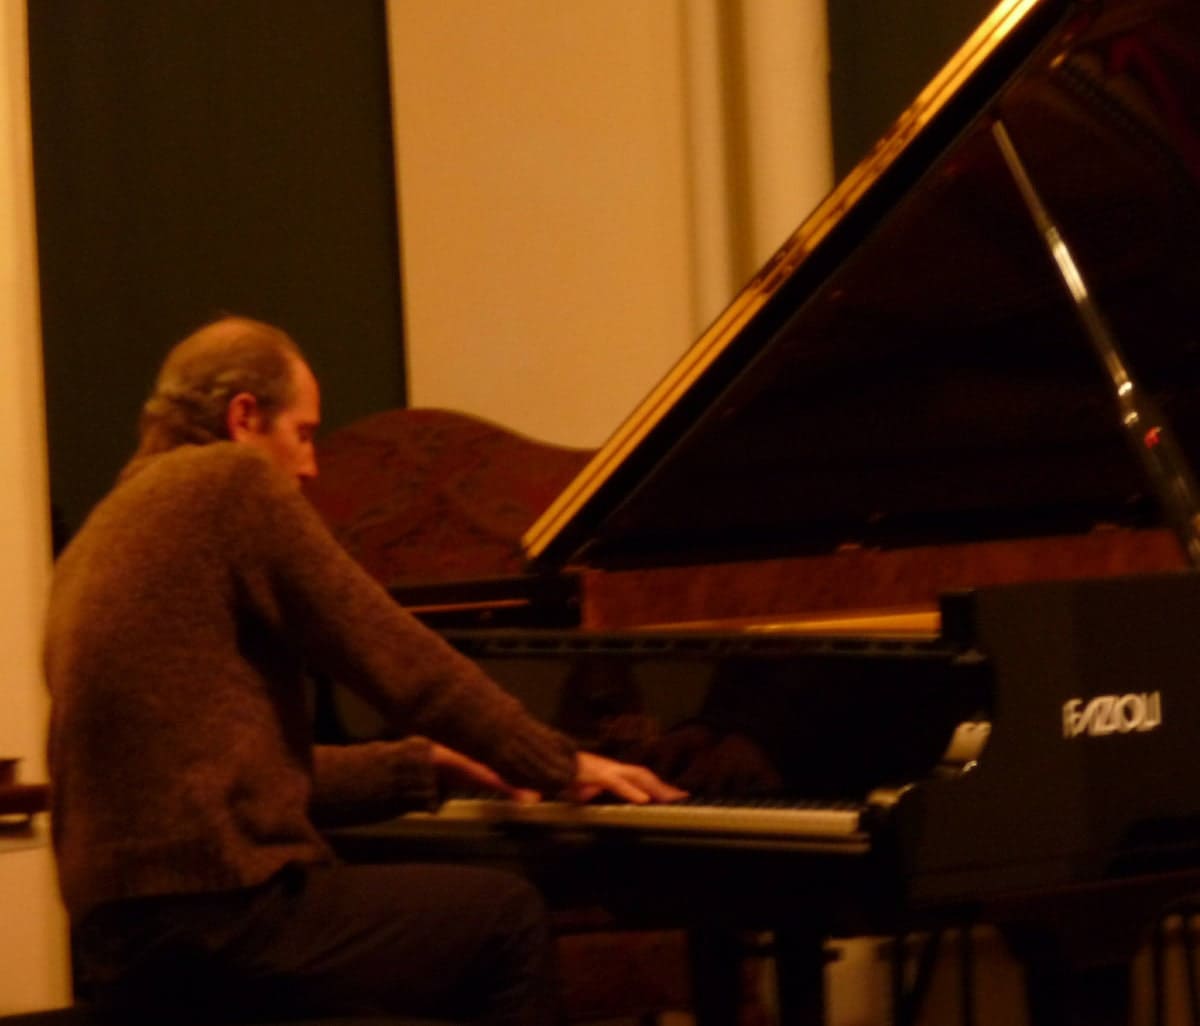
[533,0,1200,570]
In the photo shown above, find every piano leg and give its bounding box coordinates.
[1004,926,1132,1026]
[773,929,829,1026]
[892,930,948,1026]
[1021,957,1130,1026]
[686,928,744,1026]
[686,927,829,1026]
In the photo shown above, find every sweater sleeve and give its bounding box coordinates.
[225,451,578,795]
[309,739,438,825]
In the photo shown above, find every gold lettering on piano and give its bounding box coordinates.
[1062,692,1163,739]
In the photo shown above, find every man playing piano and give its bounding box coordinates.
[43,315,683,1026]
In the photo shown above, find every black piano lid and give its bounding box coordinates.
[523,0,1200,573]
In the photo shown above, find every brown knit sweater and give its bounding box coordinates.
[45,443,577,920]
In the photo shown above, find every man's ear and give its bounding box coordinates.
[226,392,263,441]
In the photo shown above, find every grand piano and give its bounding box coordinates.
[314,0,1200,1023]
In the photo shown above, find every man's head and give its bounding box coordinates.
[132,316,320,482]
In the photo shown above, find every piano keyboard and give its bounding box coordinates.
[425,797,867,841]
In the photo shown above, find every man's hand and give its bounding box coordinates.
[429,742,540,804]
[565,751,688,804]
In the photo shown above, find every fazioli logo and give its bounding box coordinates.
[1062,692,1163,739]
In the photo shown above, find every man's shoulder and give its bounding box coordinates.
[56,445,276,570]
[100,444,286,528]
[137,442,277,488]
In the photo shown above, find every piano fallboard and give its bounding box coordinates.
[437,625,989,809]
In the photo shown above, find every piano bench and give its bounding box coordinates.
[0,1011,456,1026]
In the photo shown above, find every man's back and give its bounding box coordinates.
[46,443,332,920]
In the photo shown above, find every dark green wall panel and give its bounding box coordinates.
[829,0,997,177]
[29,0,405,540]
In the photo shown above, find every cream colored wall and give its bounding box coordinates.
[0,0,70,1013]
[386,0,832,448]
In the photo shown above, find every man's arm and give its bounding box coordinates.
[309,738,437,826]
[227,449,578,795]
[229,449,683,805]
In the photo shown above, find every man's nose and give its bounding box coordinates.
[298,451,318,481]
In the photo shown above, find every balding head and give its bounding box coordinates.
[130,316,308,465]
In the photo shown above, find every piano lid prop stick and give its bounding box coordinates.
[991,118,1200,569]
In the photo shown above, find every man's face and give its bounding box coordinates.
[244,357,321,483]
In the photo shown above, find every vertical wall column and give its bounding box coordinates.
[736,0,833,266]
[680,0,832,332]
[0,0,70,1012]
